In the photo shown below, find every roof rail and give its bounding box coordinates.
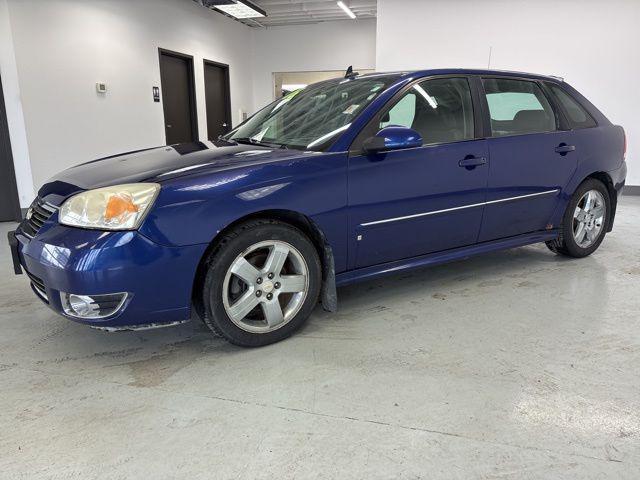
[548,75,564,81]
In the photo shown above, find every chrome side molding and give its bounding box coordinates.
[361,189,560,227]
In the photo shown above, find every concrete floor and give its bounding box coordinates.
[1,197,639,479]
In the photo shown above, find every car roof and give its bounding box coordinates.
[357,68,564,83]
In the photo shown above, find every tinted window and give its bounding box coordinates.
[380,77,474,144]
[483,78,556,136]
[548,84,596,129]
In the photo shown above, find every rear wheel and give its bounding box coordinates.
[199,220,321,347]
[546,178,609,258]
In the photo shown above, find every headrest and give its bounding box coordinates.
[512,110,553,132]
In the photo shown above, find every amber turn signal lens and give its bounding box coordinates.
[105,194,138,220]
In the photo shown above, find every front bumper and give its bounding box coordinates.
[10,222,208,329]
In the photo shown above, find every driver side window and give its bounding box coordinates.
[380,93,417,129]
[380,77,475,145]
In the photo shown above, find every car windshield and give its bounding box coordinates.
[224,75,400,151]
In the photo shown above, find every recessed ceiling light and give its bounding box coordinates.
[337,1,356,19]
[213,0,266,19]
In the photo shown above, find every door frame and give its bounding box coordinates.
[203,58,232,139]
[0,74,22,222]
[158,48,199,143]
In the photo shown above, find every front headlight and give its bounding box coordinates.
[59,183,160,230]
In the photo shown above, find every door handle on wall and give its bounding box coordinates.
[459,156,487,169]
[555,144,576,155]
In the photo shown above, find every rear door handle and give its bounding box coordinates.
[459,156,487,169]
[555,144,576,155]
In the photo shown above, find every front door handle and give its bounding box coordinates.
[555,144,576,155]
[459,156,487,169]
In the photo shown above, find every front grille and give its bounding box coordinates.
[21,197,57,238]
[25,270,48,303]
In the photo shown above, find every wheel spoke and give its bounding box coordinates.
[262,300,284,327]
[227,291,260,322]
[279,274,306,293]
[263,244,289,275]
[230,257,261,284]
[579,226,591,244]
[585,228,595,243]
[574,221,585,243]
[591,204,605,219]
[584,191,594,211]
[574,206,586,222]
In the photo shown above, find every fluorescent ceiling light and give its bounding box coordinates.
[337,1,356,19]
[214,0,266,19]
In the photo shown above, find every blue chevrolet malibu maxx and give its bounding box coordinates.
[9,69,627,346]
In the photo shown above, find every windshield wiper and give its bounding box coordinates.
[232,137,289,149]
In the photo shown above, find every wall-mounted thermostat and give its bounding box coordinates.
[96,82,107,94]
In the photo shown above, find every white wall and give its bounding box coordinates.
[6,0,255,191]
[0,0,34,207]
[377,0,640,185]
[251,19,376,110]
[6,0,637,202]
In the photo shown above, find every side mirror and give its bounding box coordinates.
[362,126,423,154]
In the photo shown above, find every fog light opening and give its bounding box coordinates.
[61,292,128,319]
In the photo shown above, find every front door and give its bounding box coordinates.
[349,77,489,269]
[159,49,198,145]
[477,77,578,242]
[204,60,231,140]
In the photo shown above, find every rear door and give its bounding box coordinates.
[477,77,578,242]
[348,76,489,269]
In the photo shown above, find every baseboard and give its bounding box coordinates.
[624,185,640,196]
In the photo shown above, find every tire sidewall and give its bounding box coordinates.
[562,179,610,257]
[202,222,321,347]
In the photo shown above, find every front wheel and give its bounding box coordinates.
[546,178,610,258]
[198,219,321,347]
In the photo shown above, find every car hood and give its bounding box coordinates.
[39,141,309,199]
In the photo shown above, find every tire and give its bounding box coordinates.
[198,219,321,347]
[546,178,610,258]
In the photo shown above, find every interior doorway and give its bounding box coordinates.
[204,60,231,140]
[0,74,22,222]
[159,49,198,145]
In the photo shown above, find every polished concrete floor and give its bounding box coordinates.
[1,197,639,479]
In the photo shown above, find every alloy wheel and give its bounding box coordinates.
[222,240,309,333]
[573,189,606,248]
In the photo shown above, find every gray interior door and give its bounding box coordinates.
[0,74,22,222]
[159,50,198,145]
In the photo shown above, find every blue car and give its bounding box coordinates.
[8,69,627,346]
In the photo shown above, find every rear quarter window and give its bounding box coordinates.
[548,84,597,129]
